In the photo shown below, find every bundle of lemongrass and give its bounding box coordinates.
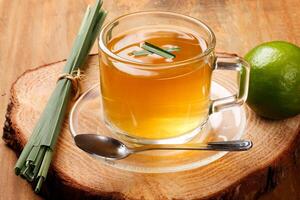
[15,0,107,193]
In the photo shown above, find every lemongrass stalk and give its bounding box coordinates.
[14,0,107,193]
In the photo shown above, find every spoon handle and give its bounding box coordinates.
[132,140,252,152]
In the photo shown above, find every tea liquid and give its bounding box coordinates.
[100,27,212,139]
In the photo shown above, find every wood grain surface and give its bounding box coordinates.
[3,54,300,199]
[1,0,300,199]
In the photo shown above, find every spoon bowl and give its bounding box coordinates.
[74,134,130,159]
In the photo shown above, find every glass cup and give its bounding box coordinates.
[98,11,250,144]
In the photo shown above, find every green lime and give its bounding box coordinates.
[244,41,300,119]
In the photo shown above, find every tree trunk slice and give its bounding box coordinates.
[3,54,300,200]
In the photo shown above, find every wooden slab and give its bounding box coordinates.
[3,54,300,200]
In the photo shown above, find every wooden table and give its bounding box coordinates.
[0,0,299,199]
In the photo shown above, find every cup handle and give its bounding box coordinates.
[209,52,250,114]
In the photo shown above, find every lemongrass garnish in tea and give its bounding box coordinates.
[140,42,176,59]
[131,46,180,57]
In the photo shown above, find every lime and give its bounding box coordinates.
[244,41,300,119]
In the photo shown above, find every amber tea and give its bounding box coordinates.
[98,11,250,144]
[100,27,212,140]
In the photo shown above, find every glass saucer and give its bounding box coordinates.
[69,81,246,173]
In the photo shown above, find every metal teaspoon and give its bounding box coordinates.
[74,134,253,160]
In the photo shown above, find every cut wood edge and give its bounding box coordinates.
[2,56,126,199]
[2,55,300,200]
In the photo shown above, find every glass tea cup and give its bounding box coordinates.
[98,11,250,144]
